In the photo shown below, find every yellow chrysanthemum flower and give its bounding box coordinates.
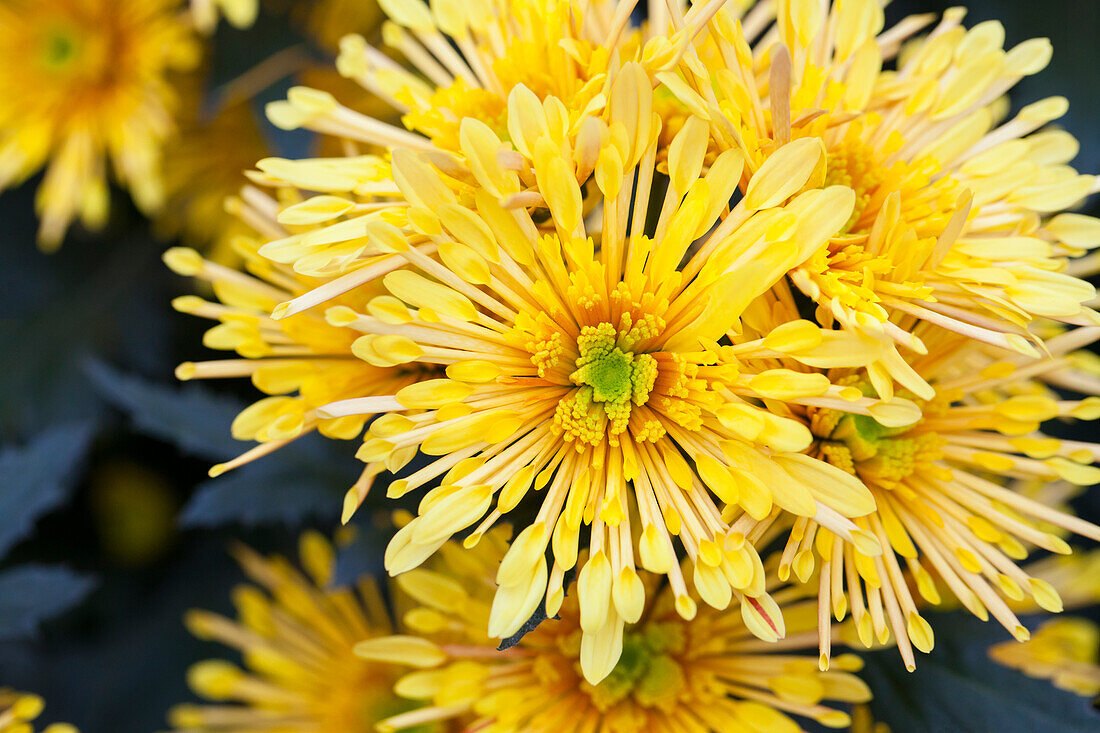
[238,64,920,682]
[0,0,200,249]
[734,310,1100,669]
[189,0,259,33]
[359,523,872,732]
[0,691,74,733]
[990,618,1100,698]
[661,0,1100,398]
[269,0,644,160]
[166,235,439,506]
[169,531,427,731]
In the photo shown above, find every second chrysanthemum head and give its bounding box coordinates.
[359,521,871,732]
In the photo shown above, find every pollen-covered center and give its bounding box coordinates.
[587,622,686,712]
[555,321,660,446]
[40,25,82,71]
[824,141,884,235]
[812,407,944,490]
[571,323,657,405]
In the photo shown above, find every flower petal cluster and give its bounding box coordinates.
[663,0,1100,399]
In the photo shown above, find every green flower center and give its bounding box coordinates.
[570,322,658,406]
[42,27,81,70]
[554,322,661,446]
[588,623,686,711]
[815,409,943,487]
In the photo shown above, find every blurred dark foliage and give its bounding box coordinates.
[0,1,1096,731]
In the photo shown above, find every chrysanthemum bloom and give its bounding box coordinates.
[359,525,872,731]
[990,618,1100,697]
[246,64,917,680]
[734,312,1100,669]
[659,0,1099,398]
[0,691,74,733]
[169,532,421,731]
[266,0,646,169]
[0,0,200,249]
[189,0,259,33]
[166,234,438,515]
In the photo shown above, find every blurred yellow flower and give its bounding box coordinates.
[0,691,74,733]
[664,0,1100,398]
[271,0,640,156]
[990,618,1100,697]
[360,524,871,732]
[158,95,271,265]
[169,531,428,731]
[0,0,200,249]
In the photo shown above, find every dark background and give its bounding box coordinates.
[0,1,1097,731]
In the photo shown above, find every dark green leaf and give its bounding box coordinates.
[178,434,357,527]
[0,422,95,558]
[86,360,243,462]
[0,565,95,640]
[863,612,1100,732]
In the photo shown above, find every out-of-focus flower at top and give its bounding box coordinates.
[158,92,271,265]
[301,0,385,55]
[271,0,647,158]
[660,0,1100,399]
[169,531,427,732]
[0,0,200,250]
[990,618,1100,697]
[189,0,259,34]
[359,522,871,732]
[0,691,75,733]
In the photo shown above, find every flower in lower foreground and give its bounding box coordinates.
[0,691,74,733]
[358,524,871,732]
[990,618,1100,698]
[169,532,423,732]
[0,0,200,249]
